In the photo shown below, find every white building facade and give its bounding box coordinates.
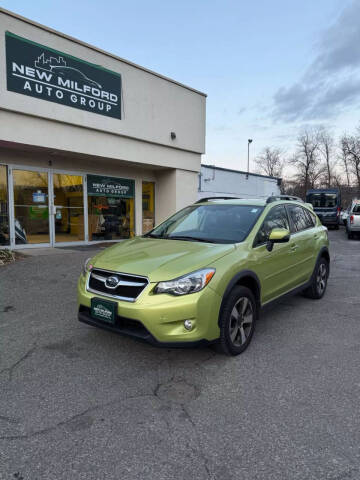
[0,8,206,248]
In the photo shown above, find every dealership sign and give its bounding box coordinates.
[5,31,122,119]
[87,175,134,198]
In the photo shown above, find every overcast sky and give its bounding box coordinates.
[1,0,359,172]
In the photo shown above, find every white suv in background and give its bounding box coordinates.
[346,200,360,239]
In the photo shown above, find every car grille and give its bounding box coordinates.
[87,268,149,302]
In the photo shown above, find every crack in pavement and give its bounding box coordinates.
[0,393,156,441]
[0,344,37,382]
[1,351,208,442]
[1,347,214,477]
[180,404,213,480]
[153,356,213,480]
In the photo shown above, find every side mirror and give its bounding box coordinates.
[266,228,290,252]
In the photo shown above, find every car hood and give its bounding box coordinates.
[91,237,235,282]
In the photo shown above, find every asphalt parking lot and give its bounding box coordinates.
[1,228,360,480]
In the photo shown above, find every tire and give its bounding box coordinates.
[216,286,257,355]
[335,225,339,230]
[303,257,329,299]
[348,231,353,240]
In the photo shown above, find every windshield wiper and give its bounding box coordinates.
[167,235,216,243]
[144,233,165,238]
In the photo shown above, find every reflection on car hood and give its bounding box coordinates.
[91,236,235,282]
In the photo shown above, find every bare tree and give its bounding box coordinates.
[339,138,351,187]
[254,147,284,178]
[340,132,360,189]
[280,178,303,197]
[317,128,336,187]
[291,129,322,197]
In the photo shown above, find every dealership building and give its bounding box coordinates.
[0,8,206,248]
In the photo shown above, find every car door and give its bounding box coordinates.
[286,204,317,285]
[251,204,297,303]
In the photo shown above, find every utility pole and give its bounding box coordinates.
[247,139,253,179]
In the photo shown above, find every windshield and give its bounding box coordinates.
[306,193,338,208]
[145,204,264,244]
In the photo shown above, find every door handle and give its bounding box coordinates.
[290,244,298,252]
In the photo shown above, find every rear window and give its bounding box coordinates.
[352,204,360,214]
[306,193,339,208]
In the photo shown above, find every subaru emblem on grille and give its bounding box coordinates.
[105,275,121,289]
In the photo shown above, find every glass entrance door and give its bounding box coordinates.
[12,169,50,245]
[0,165,10,246]
[52,173,84,244]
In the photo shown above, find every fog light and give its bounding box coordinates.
[184,320,193,331]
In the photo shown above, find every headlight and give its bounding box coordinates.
[82,257,93,276]
[154,268,215,296]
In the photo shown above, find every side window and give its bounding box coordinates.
[287,205,312,232]
[303,208,316,227]
[254,205,289,247]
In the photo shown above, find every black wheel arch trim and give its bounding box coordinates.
[218,270,261,326]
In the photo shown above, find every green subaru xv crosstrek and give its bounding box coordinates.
[78,196,330,355]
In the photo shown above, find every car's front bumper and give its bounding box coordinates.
[78,307,215,347]
[77,273,222,345]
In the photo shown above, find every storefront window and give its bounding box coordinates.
[142,182,155,233]
[13,169,49,244]
[87,174,135,241]
[53,174,84,243]
[0,165,9,246]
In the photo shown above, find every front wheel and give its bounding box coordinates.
[217,286,257,355]
[303,258,329,299]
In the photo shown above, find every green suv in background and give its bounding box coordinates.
[78,197,330,355]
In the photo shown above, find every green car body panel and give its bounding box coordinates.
[77,199,329,345]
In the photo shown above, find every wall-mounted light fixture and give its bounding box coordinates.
[170,131,176,140]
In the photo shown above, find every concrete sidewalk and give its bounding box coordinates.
[15,244,111,257]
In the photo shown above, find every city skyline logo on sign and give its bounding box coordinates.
[5,32,122,119]
[34,53,103,90]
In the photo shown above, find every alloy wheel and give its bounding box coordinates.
[316,263,327,295]
[229,297,254,347]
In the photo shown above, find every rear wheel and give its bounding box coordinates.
[217,286,257,355]
[303,257,329,299]
[348,231,354,239]
[335,225,339,230]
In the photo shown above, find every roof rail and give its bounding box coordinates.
[266,195,304,204]
[195,196,242,204]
